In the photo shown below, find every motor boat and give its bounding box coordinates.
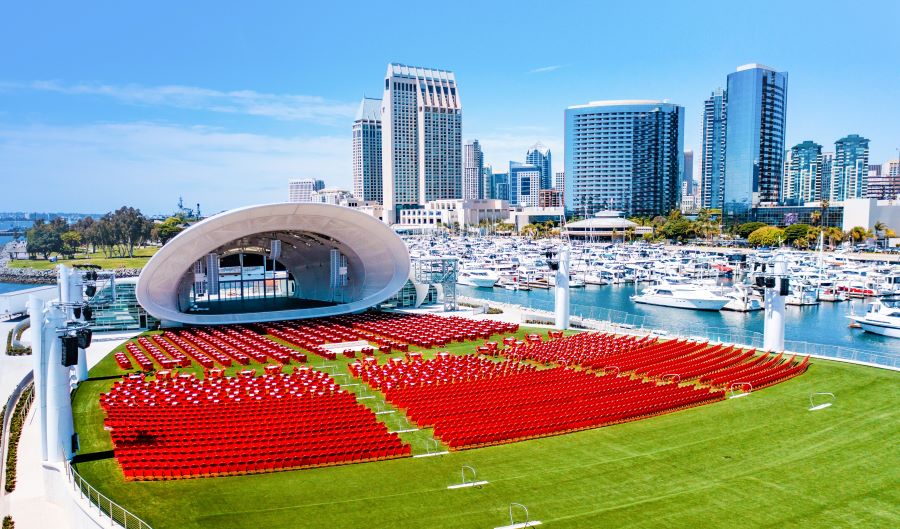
[721,285,763,312]
[818,286,848,302]
[457,269,499,288]
[848,300,900,338]
[631,282,730,311]
[786,284,819,306]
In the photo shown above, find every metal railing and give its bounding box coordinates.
[1,374,34,496]
[65,461,153,529]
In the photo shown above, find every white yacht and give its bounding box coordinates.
[722,285,763,312]
[849,301,900,338]
[457,269,499,288]
[631,282,730,311]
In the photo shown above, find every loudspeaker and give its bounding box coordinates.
[755,276,766,287]
[77,328,92,349]
[73,306,81,319]
[71,433,80,453]
[548,260,560,271]
[62,336,79,366]
[779,277,790,296]
[765,276,776,288]
[85,285,96,297]
[83,306,93,320]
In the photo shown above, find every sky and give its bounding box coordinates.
[1,0,898,216]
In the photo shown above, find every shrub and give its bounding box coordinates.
[5,323,31,356]
[2,515,13,529]
[737,222,767,239]
[5,385,34,493]
[748,226,785,247]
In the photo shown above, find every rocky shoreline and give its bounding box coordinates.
[0,241,140,285]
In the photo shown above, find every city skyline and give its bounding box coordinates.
[1,0,898,213]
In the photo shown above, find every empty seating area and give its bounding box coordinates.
[349,353,535,391]
[101,368,410,480]
[330,312,518,348]
[498,332,809,390]
[354,358,724,449]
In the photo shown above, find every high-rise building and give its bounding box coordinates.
[525,143,552,190]
[831,134,870,201]
[481,165,493,200]
[463,140,484,199]
[491,172,510,202]
[722,64,788,217]
[509,162,542,207]
[564,100,684,217]
[700,88,727,210]
[869,160,900,199]
[554,171,565,205]
[682,150,694,196]
[288,178,325,203]
[381,63,462,224]
[352,97,382,203]
[782,141,823,203]
[821,152,834,200]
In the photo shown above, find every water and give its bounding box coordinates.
[457,284,900,357]
[0,282,34,295]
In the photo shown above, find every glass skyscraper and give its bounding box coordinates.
[509,162,542,206]
[831,134,870,201]
[722,64,788,218]
[564,100,684,217]
[525,143,552,190]
[700,88,727,209]
[463,139,484,200]
[783,140,823,203]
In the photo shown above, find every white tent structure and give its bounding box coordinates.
[136,203,410,325]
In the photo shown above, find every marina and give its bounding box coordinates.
[403,235,900,357]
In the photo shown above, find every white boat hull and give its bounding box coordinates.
[631,295,728,311]
[458,277,497,288]
[854,319,900,338]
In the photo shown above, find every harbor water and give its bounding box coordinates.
[458,283,900,358]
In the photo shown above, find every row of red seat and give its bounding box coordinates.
[348,353,535,391]
[329,312,518,348]
[101,369,410,480]
[354,359,724,450]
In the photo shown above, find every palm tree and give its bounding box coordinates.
[874,221,888,247]
[810,210,822,227]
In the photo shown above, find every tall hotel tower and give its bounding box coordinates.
[831,134,870,201]
[700,88,727,209]
[463,139,484,199]
[352,97,383,203]
[722,64,788,217]
[381,64,462,223]
[564,100,684,217]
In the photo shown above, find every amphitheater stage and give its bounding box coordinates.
[185,297,340,316]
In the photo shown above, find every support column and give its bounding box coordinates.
[28,296,48,462]
[70,271,88,382]
[554,246,570,330]
[763,253,787,352]
[44,306,75,463]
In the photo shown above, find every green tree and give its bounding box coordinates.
[824,226,844,249]
[848,226,872,243]
[873,221,888,247]
[783,223,811,243]
[747,226,785,247]
[153,217,185,245]
[737,222,767,239]
[60,230,82,258]
[661,217,695,242]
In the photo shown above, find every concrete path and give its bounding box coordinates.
[2,329,138,529]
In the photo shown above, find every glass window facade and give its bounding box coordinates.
[723,65,788,218]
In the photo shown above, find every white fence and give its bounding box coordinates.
[65,461,153,529]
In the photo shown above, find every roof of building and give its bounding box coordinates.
[736,63,778,72]
[566,211,639,230]
[355,97,382,122]
[387,63,456,82]
[568,99,669,110]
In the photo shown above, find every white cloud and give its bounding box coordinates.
[18,81,358,125]
[528,65,564,74]
[0,122,351,214]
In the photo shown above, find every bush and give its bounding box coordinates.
[783,223,812,243]
[2,515,13,529]
[5,324,31,356]
[5,385,34,493]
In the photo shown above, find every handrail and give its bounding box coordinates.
[65,460,154,529]
[0,373,34,496]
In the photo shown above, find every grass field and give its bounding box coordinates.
[71,328,900,529]
[6,246,158,270]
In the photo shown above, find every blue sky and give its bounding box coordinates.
[1,0,898,215]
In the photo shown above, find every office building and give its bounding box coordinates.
[491,172,510,202]
[538,189,564,208]
[381,63,462,223]
[682,149,694,196]
[700,88,727,209]
[463,140,484,199]
[509,162,543,207]
[525,143,552,190]
[310,188,359,207]
[481,165,493,200]
[564,100,684,217]
[831,134,869,201]
[783,141,823,203]
[288,178,325,203]
[352,98,383,203]
[869,160,900,199]
[554,171,565,205]
[723,64,788,217]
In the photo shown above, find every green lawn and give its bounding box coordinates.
[6,246,158,270]
[71,328,900,529]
